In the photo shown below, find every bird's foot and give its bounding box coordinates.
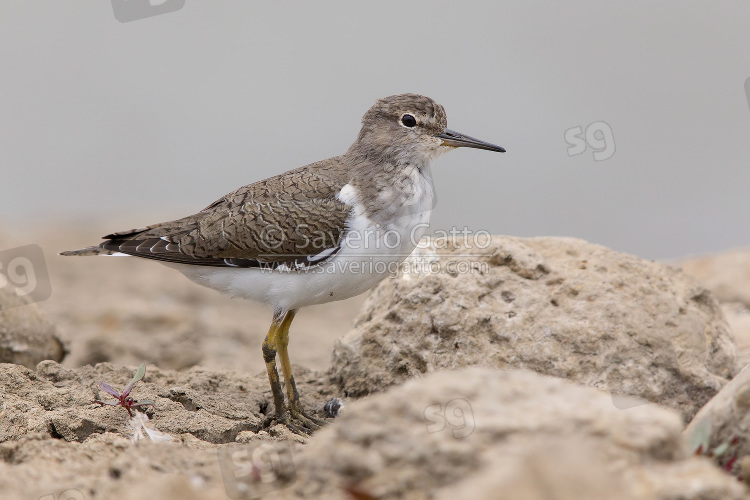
[263,405,326,436]
[289,403,326,431]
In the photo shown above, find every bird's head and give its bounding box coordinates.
[349,93,505,165]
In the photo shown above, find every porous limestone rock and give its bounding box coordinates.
[0,288,66,368]
[330,236,738,421]
[283,368,744,500]
[680,247,750,307]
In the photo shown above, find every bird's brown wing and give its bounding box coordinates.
[96,158,353,269]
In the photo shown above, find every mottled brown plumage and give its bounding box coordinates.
[92,159,353,268]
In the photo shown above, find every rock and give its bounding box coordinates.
[679,247,750,307]
[685,363,750,475]
[329,236,738,421]
[721,303,750,366]
[434,439,635,500]
[678,247,750,365]
[0,288,66,368]
[280,368,744,500]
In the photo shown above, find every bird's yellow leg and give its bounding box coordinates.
[262,312,288,423]
[276,310,298,409]
[277,310,324,430]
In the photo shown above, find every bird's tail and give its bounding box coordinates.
[59,246,121,257]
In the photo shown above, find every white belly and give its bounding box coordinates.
[165,223,428,311]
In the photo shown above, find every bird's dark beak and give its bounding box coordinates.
[436,129,506,153]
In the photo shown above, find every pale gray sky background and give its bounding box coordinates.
[1,1,749,259]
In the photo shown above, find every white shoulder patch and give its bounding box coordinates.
[336,183,358,205]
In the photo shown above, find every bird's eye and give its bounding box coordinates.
[400,114,417,128]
